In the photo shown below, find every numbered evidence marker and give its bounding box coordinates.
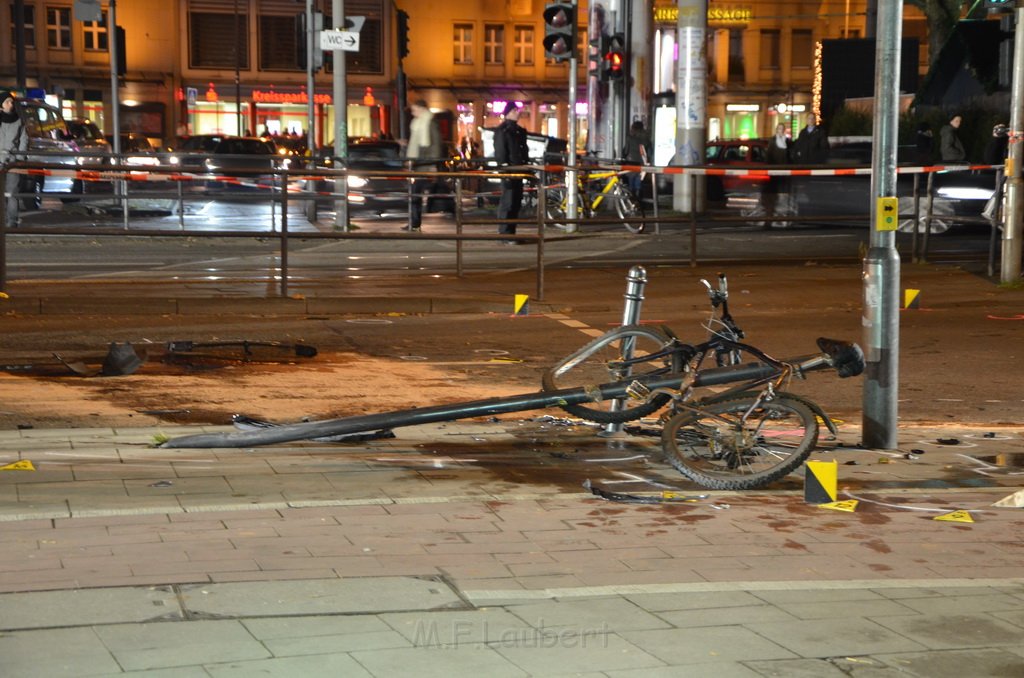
[876,196,898,231]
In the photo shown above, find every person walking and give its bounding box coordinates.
[982,123,1010,221]
[939,114,966,162]
[621,120,651,197]
[792,114,829,164]
[493,101,530,243]
[1,92,27,228]
[404,99,443,232]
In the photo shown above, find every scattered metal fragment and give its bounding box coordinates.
[148,480,173,488]
[165,340,317,358]
[936,438,960,445]
[582,479,707,504]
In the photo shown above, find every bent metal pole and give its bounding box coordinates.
[862,0,902,449]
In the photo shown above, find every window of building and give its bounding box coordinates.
[319,13,383,75]
[82,12,107,51]
[791,29,813,69]
[728,28,744,81]
[484,24,504,65]
[258,14,299,71]
[10,2,35,49]
[453,23,472,64]
[46,6,71,49]
[189,11,248,69]
[513,25,533,66]
[759,29,780,69]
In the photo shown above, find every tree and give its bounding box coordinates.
[906,0,989,67]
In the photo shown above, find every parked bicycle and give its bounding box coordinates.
[544,165,645,234]
[542,274,864,490]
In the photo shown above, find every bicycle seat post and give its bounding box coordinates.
[601,265,649,438]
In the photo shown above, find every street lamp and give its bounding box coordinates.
[234,0,242,134]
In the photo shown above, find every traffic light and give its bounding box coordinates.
[115,26,126,76]
[604,32,625,81]
[542,2,576,62]
[588,33,609,81]
[397,9,410,60]
[296,12,324,72]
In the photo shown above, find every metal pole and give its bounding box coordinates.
[280,170,289,297]
[861,0,902,450]
[673,0,707,213]
[108,0,126,228]
[1001,6,1024,282]
[305,0,318,224]
[567,1,579,227]
[234,0,243,134]
[602,265,647,436]
[332,0,349,231]
[1,169,7,292]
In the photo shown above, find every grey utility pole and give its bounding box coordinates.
[566,0,579,226]
[109,0,120,155]
[673,0,707,213]
[332,0,349,230]
[1002,5,1024,283]
[306,0,316,157]
[862,0,903,449]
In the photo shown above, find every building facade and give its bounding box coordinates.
[1,0,936,149]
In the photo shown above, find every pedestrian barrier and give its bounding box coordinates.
[0,153,1004,297]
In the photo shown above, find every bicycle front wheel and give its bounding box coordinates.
[612,185,645,234]
[661,395,818,490]
[542,325,683,423]
[544,187,576,232]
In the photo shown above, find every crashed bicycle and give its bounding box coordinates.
[543,274,864,490]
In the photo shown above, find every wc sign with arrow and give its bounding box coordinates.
[320,15,365,52]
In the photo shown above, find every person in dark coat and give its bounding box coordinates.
[983,123,1009,166]
[621,120,651,196]
[914,122,935,164]
[939,114,966,162]
[762,122,792,225]
[0,92,27,228]
[493,101,530,241]
[792,115,829,164]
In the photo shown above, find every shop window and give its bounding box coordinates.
[453,23,472,64]
[728,29,744,81]
[9,2,35,50]
[484,24,503,65]
[46,6,71,50]
[83,12,107,52]
[513,25,533,66]
[259,14,299,71]
[760,29,780,70]
[189,11,248,69]
[791,29,813,69]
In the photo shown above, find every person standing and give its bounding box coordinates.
[493,101,529,242]
[621,120,651,197]
[792,114,829,164]
[1,92,27,228]
[404,99,442,232]
[762,122,792,225]
[982,123,1010,221]
[939,114,966,162]
[914,122,935,164]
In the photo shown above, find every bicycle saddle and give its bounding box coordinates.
[816,337,865,378]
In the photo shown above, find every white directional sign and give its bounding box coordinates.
[320,30,360,52]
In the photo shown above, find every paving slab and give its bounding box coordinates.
[349,645,529,678]
[745,616,928,657]
[873,647,1024,678]
[94,619,271,671]
[0,586,181,630]
[871,612,1024,650]
[202,652,374,678]
[178,577,465,617]
[0,627,122,678]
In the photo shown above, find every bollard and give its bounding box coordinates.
[601,265,648,436]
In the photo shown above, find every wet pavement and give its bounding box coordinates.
[1,417,1023,676]
[1,259,1023,675]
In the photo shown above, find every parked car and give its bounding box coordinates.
[705,138,770,200]
[201,137,283,192]
[168,134,227,171]
[65,117,110,195]
[10,98,77,208]
[106,133,159,166]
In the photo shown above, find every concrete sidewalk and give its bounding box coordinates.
[1,420,1022,676]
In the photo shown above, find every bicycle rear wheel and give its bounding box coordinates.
[542,325,684,423]
[612,184,645,234]
[661,394,818,490]
[544,187,576,232]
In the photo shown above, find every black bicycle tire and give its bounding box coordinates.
[661,395,818,490]
[612,185,645,234]
[545,187,569,230]
[542,325,682,423]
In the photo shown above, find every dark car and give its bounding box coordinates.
[203,137,281,175]
[105,133,159,166]
[705,138,770,200]
[169,134,227,171]
[310,140,409,214]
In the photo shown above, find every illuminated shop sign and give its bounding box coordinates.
[252,90,333,105]
[653,6,753,25]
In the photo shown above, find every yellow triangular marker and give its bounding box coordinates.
[818,499,859,512]
[513,294,530,316]
[903,289,920,309]
[0,460,36,471]
[934,510,974,523]
[0,291,9,299]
